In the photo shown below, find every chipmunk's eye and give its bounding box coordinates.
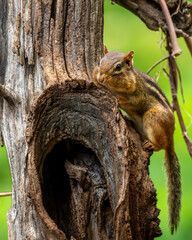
[114,64,122,71]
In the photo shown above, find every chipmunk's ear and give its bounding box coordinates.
[124,50,134,66]
[104,45,109,54]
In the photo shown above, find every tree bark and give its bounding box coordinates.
[1,0,161,239]
[113,0,192,37]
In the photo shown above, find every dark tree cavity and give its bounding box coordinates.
[26,81,161,239]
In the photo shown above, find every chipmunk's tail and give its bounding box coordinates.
[165,145,181,234]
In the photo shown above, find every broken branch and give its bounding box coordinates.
[159,0,182,57]
[0,84,17,106]
[0,192,12,197]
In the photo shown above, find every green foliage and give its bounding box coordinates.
[0,147,12,240]
[104,1,192,240]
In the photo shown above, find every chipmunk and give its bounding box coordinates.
[93,47,181,234]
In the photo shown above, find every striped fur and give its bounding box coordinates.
[93,51,181,234]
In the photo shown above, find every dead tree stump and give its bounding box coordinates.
[25,80,161,239]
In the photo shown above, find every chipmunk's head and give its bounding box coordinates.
[93,46,135,96]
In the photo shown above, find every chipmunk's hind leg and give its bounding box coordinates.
[143,107,174,152]
[143,136,163,152]
[144,124,170,152]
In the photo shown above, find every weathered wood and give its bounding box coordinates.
[113,0,192,37]
[25,80,161,239]
[0,0,162,239]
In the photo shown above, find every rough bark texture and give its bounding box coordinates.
[0,0,162,239]
[114,0,192,37]
[26,81,161,239]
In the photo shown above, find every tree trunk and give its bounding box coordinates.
[0,0,161,239]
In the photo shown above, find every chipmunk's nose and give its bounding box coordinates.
[98,74,105,83]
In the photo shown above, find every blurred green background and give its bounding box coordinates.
[0,1,192,239]
[0,147,11,239]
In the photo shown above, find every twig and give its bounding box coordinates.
[159,0,182,57]
[162,67,170,78]
[181,106,192,130]
[0,192,12,197]
[170,0,181,17]
[0,84,17,106]
[184,37,192,57]
[167,39,192,157]
[147,55,169,74]
[175,62,185,103]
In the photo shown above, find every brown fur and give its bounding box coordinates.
[93,50,181,234]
